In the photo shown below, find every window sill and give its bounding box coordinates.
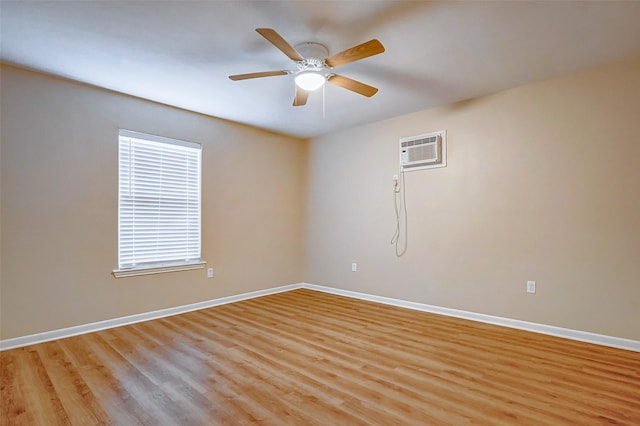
[113,261,206,278]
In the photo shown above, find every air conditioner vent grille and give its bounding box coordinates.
[401,135,438,148]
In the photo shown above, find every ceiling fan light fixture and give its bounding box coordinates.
[295,71,325,91]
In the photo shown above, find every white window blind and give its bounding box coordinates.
[117,130,202,272]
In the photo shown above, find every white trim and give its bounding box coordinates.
[0,284,301,351]
[2,283,638,352]
[118,129,201,149]
[301,283,640,352]
[113,261,206,278]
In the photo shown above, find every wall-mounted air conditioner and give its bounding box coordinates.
[399,130,446,172]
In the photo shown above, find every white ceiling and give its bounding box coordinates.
[2,1,640,139]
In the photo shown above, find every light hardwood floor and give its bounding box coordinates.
[1,289,639,425]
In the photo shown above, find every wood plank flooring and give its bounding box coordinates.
[1,288,639,425]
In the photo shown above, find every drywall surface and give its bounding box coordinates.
[0,65,307,339]
[305,59,640,340]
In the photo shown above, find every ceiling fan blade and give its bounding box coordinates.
[293,86,309,106]
[325,39,385,68]
[328,74,378,97]
[229,70,288,81]
[256,28,304,62]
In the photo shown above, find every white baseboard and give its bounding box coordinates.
[2,282,638,352]
[302,283,640,352]
[0,283,301,351]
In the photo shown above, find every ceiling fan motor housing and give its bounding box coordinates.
[294,42,330,71]
[297,58,325,73]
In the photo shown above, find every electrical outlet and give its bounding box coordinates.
[393,175,400,193]
[351,263,357,272]
[526,280,536,294]
[207,268,213,278]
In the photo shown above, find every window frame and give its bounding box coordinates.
[113,129,205,278]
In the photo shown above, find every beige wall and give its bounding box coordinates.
[305,59,640,341]
[3,59,639,342]
[0,65,307,339]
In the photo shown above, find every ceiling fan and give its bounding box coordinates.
[229,28,385,106]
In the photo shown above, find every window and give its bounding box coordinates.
[114,130,204,277]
